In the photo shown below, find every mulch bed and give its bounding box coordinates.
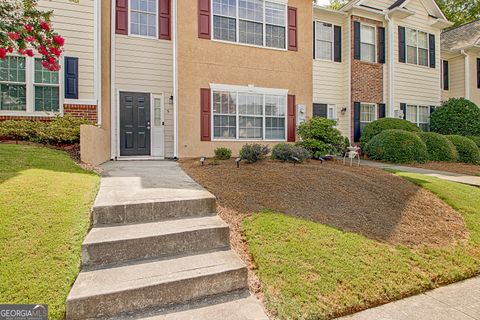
[408,162,480,176]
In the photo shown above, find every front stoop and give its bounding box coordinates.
[66,161,267,320]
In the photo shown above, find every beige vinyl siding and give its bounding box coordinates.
[361,0,393,10]
[114,35,174,157]
[393,0,442,109]
[38,0,95,100]
[468,52,480,106]
[312,10,350,138]
[442,55,465,102]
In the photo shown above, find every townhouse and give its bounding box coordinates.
[441,19,480,106]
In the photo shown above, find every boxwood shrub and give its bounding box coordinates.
[418,132,458,162]
[364,129,428,164]
[271,143,311,162]
[468,136,480,148]
[360,118,421,147]
[214,147,232,160]
[431,98,480,136]
[446,135,480,164]
[297,117,346,158]
[239,144,270,163]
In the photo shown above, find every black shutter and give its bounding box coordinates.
[443,60,449,90]
[334,25,342,62]
[313,103,328,118]
[477,58,480,89]
[378,27,385,64]
[354,21,361,60]
[313,21,316,59]
[429,34,436,68]
[64,57,78,99]
[400,103,407,120]
[354,102,361,142]
[378,104,386,118]
[398,26,406,63]
[430,106,436,115]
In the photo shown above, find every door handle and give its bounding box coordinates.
[146,121,151,130]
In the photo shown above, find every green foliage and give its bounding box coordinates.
[239,143,270,163]
[0,115,92,144]
[468,136,480,148]
[271,143,311,162]
[364,129,428,164]
[446,135,480,164]
[436,0,480,28]
[430,98,480,136]
[214,147,232,160]
[328,0,348,10]
[360,118,421,148]
[297,117,346,158]
[418,132,458,162]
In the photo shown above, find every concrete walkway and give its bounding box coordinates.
[358,159,480,187]
[339,276,480,320]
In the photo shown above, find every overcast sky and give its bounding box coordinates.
[316,0,330,6]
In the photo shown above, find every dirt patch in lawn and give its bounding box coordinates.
[407,162,480,176]
[180,159,468,249]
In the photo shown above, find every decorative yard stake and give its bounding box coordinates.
[200,155,205,166]
[235,157,242,168]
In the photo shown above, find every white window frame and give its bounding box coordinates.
[327,104,337,121]
[128,0,159,39]
[211,0,288,51]
[0,55,64,117]
[360,102,377,131]
[406,104,430,130]
[210,83,288,141]
[360,23,376,63]
[405,27,430,67]
[314,20,334,62]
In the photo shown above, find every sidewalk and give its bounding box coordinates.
[338,276,480,320]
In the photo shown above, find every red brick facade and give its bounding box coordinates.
[0,104,97,122]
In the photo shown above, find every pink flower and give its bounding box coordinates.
[24,24,33,32]
[41,60,49,69]
[8,32,20,41]
[48,57,55,64]
[7,47,13,53]
[40,21,50,31]
[38,45,48,56]
[49,46,62,57]
[0,48,6,59]
[18,48,26,55]
[26,49,34,57]
[52,35,64,46]
[48,64,59,72]
[25,35,35,43]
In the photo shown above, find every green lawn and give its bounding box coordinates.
[244,172,480,320]
[0,144,99,319]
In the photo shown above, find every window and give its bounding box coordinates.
[315,22,333,61]
[360,24,376,63]
[34,58,59,112]
[212,87,286,140]
[360,103,376,132]
[327,104,336,121]
[0,56,26,111]
[212,0,287,49]
[130,0,157,37]
[406,104,429,131]
[406,28,429,67]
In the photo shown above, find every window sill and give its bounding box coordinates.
[211,138,287,142]
[211,39,288,52]
[314,58,342,63]
[0,111,60,117]
[355,59,381,66]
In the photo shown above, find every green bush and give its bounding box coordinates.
[446,135,480,164]
[271,143,311,162]
[214,147,232,160]
[364,129,428,164]
[239,144,270,163]
[297,117,346,158]
[0,120,42,141]
[431,98,480,136]
[468,136,480,148]
[418,132,458,162]
[360,118,421,147]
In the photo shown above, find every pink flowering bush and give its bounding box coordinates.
[0,0,64,70]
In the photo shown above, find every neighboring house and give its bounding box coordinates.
[441,19,480,106]
[0,0,101,123]
[313,0,451,142]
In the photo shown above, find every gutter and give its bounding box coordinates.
[173,0,178,159]
[385,13,395,117]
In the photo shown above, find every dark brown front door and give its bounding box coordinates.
[119,92,151,156]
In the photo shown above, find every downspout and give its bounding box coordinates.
[110,0,117,159]
[173,0,178,159]
[385,13,395,117]
[94,0,102,126]
[461,50,470,100]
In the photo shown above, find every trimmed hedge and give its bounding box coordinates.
[418,132,458,162]
[431,98,480,136]
[360,118,421,147]
[446,135,480,164]
[271,143,311,162]
[364,129,428,164]
[297,117,346,158]
[468,136,480,148]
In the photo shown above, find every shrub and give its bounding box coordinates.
[364,129,428,164]
[297,117,345,158]
[239,144,270,163]
[214,147,232,160]
[0,120,41,142]
[468,136,480,148]
[431,98,480,136]
[360,118,421,147]
[271,143,311,162]
[446,135,480,164]
[418,132,458,162]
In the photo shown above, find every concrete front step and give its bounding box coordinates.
[82,216,230,267]
[66,250,248,320]
[92,196,217,226]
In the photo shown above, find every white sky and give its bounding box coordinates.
[316,0,331,6]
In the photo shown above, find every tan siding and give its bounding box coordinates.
[115,35,174,157]
[468,52,480,106]
[38,0,95,99]
[361,0,393,10]
[442,55,465,102]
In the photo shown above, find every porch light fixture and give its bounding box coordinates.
[341,107,347,115]
[200,155,206,166]
[291,156,300,166]
[169,95,174,105]
[235,157,242,168]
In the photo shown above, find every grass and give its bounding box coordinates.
[0,144,99,319]
[243,172,480,320]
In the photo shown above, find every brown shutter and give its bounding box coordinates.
[198,0,211,39]
[200,88,211,141]
[287,95,296,142]
[159,0,171,40]
[287,7,297,51]
[115,0,128,35]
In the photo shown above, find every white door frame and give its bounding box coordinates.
[151,93,165,158]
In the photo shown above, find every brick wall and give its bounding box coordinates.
[0,104,97,122]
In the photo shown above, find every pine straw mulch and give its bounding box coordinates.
[407,161,480,176]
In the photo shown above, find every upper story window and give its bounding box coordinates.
[130,0,157,37]
[212,0,287,49]
[406,28,428,67]
[315,22,333,61]
[360,24,376,63]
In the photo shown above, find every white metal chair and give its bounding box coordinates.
[343,146,360,166]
